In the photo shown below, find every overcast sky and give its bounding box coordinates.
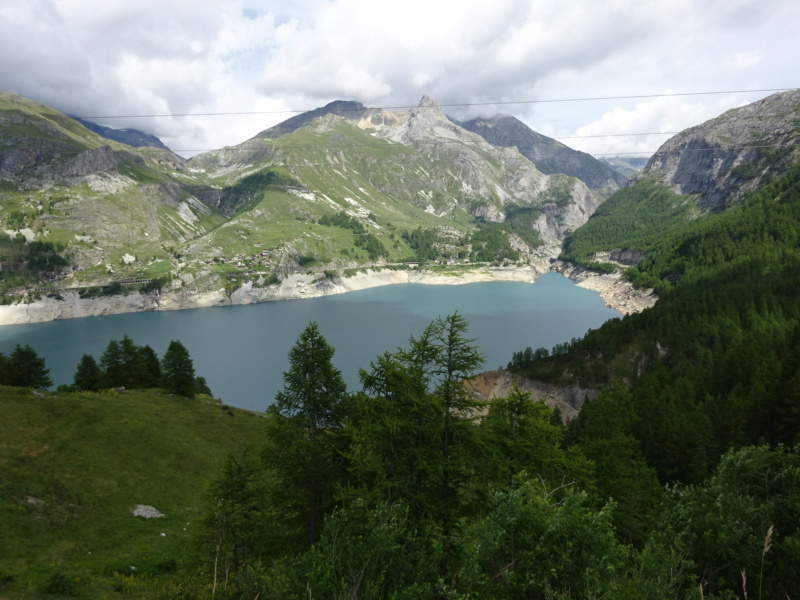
[1,0,797,158]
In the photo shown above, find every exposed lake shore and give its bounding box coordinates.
[0,262,655,326]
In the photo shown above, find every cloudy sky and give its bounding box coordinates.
[1,0,797,158]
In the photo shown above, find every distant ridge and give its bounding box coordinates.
[455,114,628,198]
[256,100,368,139]
[74,117,172,151]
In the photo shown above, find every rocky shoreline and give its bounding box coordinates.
[550,260,657,315]
[0,261,656,326]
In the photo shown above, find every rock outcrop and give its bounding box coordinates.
[467,370,596,422]
[639,89,800,209]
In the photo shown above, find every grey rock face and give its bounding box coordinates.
[640,90,800,209]
[61,146,144,177]
[456,115,628,197]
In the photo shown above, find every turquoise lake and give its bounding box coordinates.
[0,272,621,412]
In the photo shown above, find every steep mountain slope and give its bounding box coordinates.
[456,114,628,197]
[562,90,800,267]
[639,89,800,209]
[188,96,603,257]
[0,93,220,295]
[506,91,800,489]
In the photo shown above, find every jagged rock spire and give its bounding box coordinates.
[417,94,441,110]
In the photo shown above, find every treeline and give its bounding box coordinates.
[0,335,210,398]
[162,315,799,600]
[70,335,211,398]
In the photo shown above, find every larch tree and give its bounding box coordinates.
[263,322,349,548]
[73,354,102,391]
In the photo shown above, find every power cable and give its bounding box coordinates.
[70,88,797,119]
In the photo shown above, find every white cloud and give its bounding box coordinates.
[0,0,796,156]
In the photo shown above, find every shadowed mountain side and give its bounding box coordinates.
[455,115,628,197]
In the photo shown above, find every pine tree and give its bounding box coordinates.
[9,344,52,388]
[73,354,102,391]
[99,339,124,388]
[137,344,162,388]
[161,340,197,397]
[0,352,11,385]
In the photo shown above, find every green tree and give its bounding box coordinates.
[197,449,268,596]
[429,313,484,544]
[0,352,11,385]
[303,501,438,600]
[117,334,146,388]
[161,340,197,397]
[659,445,800,599]
[99,339,124,388]
[567,385,664,545]
[9,344,52,388]
[263,322,349,547]
[346,329,445,521]
[137,344,162,388]
[457,480,627,600]
[480,387,592,494]
[345,313,484,579]
[73,354,102,391]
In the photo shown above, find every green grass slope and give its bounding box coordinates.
[0,387,269,599]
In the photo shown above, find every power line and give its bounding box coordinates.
[169,131,684,153]
[72,88,796,120]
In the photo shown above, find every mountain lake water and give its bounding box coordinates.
[0,272,621,412]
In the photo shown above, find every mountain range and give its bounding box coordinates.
[0,92,623,304]
[1,89,798,316]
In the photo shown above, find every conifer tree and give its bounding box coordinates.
[99,339,124,388]
[9,344,52,388]
[137,345,162,388]
[73,354,102,391]
[263,322,349,547]
[161,340,197,397]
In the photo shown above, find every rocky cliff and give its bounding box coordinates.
[639,89,800,209]
[467,369,596,422]
[457,115,628,198]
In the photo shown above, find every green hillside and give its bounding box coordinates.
[560,178,701,269]
[0,387,269,599]
[510,165,800,482]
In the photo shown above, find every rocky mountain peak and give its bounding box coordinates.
[416,94,442,110]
